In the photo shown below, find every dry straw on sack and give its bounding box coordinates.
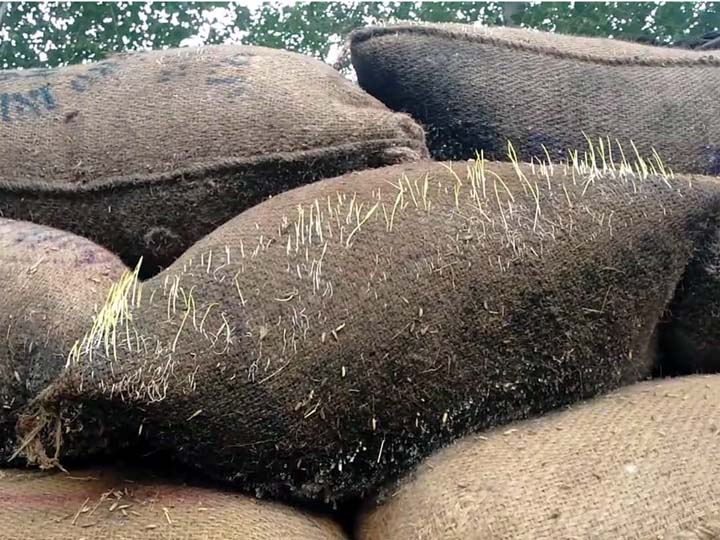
[0,466,348,540]
[13,141,720,504]
[349,22,720,175]
[357,374,720,540]
[0,43,428,274]
[0,218,126,464]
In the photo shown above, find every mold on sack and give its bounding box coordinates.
[13,140,720,506]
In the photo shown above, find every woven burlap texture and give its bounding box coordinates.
[358,374,720,540]
[16,155,720,504]
[0,43,428,272]
[0,218,126,463]
[0,467,348,540]
[350,22,720,174]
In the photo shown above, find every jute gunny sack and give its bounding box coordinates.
[0,466,348,540]
[658,226,720,375]
[357,374,720,540]
[14,144,720,504]
[0,218,126,464]
[349,22,720,175]
[0,43,428,274]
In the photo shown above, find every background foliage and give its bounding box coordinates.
[0,1,718,71]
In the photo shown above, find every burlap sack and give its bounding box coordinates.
[349,22,720,175]
[0,218,126,463]
[357,374,720,540]
[659,228,720,375]
[0,43,428,274]
[0,466,348,539]
[14,146,720,504]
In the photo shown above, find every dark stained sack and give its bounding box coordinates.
[0,218,126,464]
[659,228,720,375]
[356,374,720,540]
[0,466,348,540]
[349,22,720,175]
[0,43,428,274]
[13,147,720,504]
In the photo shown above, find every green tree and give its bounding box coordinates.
[0,2,718,71]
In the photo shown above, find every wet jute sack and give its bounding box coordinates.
[13,146,720,504]
[0,43,428,274]
[349,22,720,175]
[0,218,126,463]
[659,226,720,375]
[357,374,720,540]
[0,467,348,540]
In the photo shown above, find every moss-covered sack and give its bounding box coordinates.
[0,43,428,274]
[0,218,126,463]
[14,145,720,504]
[357,374,720,540]
[349,22,720,175]
[0,466,348,540]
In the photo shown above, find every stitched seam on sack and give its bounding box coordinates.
[350,24,720,68]
[0,138,424,195]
